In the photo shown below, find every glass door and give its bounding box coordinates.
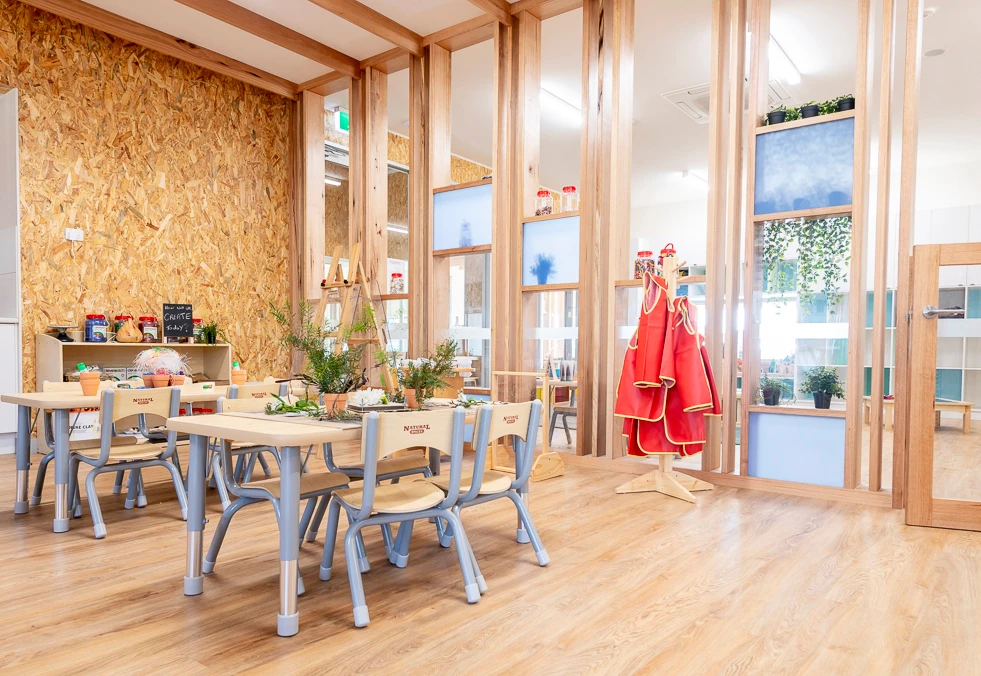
[905,243,981,530]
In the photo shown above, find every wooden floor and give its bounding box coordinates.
[1,444,980,675]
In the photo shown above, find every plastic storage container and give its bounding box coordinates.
[560,185,579,213]
[634,251,655,279]
[535,190,553,216]
[139,316,159,343]
[113,314,133,333]
[390,272,405,294]
[192,318,203,342]
[84,314,109,342]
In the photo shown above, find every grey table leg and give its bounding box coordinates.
[184,434,208,596]
[14,405,30,514]
[428,446,440,476]
[278,445,301,637]
[53,409,70,533]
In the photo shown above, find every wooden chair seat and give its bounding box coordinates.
[427,470,512,496]
[73,441,170,462]
[342,453,429,476]
[67,435,139,452]
[334,482,445,514]
[244,471,350,499]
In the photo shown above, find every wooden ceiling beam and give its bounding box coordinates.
[468,0,513,26]
[423,15,496,51]
[299,70,350,96]
[172,0,360,78]
[305,0,424,57]
[509,0,583,21]
[19,0,298,98]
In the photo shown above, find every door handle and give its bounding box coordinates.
[922,305,962,319]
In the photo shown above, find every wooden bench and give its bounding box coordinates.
[863,396,973,434]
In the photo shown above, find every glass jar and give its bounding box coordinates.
[535,190,553,216]
[390,272,405,294]
[139,316,159,343]
[560,185,579,213]
[634,251,654,279]
[192,318,203,342]
[85,314,109,342]
[113,314,133,333]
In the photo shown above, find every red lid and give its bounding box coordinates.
[139,316,156,322]
[114,314,133,320]
[637,251,653,257]
[562,185,577,193]
[391,273,403,278]
[193,318,202,323]
[86,313,98,319]
[536,190,551,197]
[660,242,676,256]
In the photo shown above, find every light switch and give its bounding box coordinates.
[65,228,84,242]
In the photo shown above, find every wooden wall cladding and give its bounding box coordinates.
[1,1,293,389]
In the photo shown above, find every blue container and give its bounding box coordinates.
[85,314,109,342]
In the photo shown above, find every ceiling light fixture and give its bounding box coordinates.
[923,7,937,18]
[540,87,582,127]
[325,176,342,186]
[924,48,946,57]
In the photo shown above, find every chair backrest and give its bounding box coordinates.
[465,400,543,500]
[356,407,467,520]
[217,395,269,414]
[41,379,112,393]
[229,381,288,401]
[93,387,181,466]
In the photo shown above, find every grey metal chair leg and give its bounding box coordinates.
[508,492,549,566]
[242,453,259,483]
[212,454,233,511]
[69,460,83,518]
[112,469,125,495]
[389,520,413,568]
[343,523,370,627]
[306,495,330,543]
[453,505,486,594]
[161,459,189,519]
[442,510,480,603]
[561,414,572,444]
[298,498,317,546]
[381,523,394,558]
[319,499,342,581]
[85,468,107,539]
[124,468,140,509]
[548,411,558,444]
[30,451,54,506]
[171,451,184,484]
[437,516,454,548]
[268,498,306,597]
[136,470,148,508]
[256,452,273,478]
[203,497,252,573]
[347,511,370,573]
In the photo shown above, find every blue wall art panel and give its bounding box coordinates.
[433,183,493,251]
[747,411,845,487]
[755,117,855,215]
[522,215,580,286]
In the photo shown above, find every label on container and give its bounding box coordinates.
[90,324,107,341]
[143,326,158,339]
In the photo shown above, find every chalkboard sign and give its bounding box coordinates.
[162,303,194,337]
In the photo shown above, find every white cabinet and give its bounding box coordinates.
[0,89,21,446]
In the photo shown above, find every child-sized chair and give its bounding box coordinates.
[319,407,480,627]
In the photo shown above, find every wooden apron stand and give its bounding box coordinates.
[615,251,714,503]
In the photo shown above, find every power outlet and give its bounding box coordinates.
[65,227,84,242]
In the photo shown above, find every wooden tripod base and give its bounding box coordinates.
[531,452,564,482]
[615,456,713,504]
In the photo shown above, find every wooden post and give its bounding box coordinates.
[868,0,897,492]
[349,67,388,295]
[579,0,633,458]
[300,91,326,302]
[408,53,430,357]
[702,0,730,472]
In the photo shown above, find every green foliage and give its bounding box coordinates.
[264,393,322,416]
[402,339,459,400]
[762,216,852,314]
[765,94,853,125]
[200,320,227,345]
[760,375,792,398]
[800,366,845,399]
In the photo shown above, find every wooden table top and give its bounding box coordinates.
[166,413,363,446]
[1,391,99,409]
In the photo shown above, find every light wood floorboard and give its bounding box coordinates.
[0,441,979,675]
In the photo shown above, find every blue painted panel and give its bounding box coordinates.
[755,118,855,215]
[967,288,981,319]
[433,183,492,251]
[936,369,963,401]
[522,215,580,286]
[747,412,845,487]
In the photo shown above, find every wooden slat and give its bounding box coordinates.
[614,275,706,288]
[20,0,298,98]
[905,245,940,526]
[491,21,514,390]
[844,0,874,490]
[432,244,493,257]
[522,210,579,223]
[299,70,349,96]
[868,0,898,493]
[288,100,305,373]
[509,0,583,21]
[469,0,513,25]
[752,205,852,223]
[740,0,769,477]
[432,178,493,193]
[359,47,410,74]
[172,0,359,77]
[522,283,579,293]
[424,15,497,52]
[892,0,925,510]
[301,91,326,301]
[745,404,846,419]
[702,0,730,472]
[938,243,981,266]
[754,109,856,135]
[408,53,430,357]
[305,0,423,56]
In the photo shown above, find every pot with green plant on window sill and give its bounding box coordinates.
[800,366,845,409]
[760,375,793,406]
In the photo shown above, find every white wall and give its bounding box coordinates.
[630,197,709,270]
[0,89,21,451]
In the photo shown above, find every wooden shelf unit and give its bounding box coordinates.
[615,275,706,288]
[35,334,233,389]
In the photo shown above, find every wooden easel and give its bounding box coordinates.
[314,243,397,393]
[490,370,565,482]
[615,251,714,503]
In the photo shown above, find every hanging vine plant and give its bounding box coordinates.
[762,216,852,314]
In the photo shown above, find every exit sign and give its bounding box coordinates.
[334,109,349,134]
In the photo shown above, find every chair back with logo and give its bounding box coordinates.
[93,387,181,466]
[464,400,542,499]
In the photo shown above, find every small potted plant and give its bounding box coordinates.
[766,105,788,125]
[759,375,791,406]
[800,366,845,409]
[799,101,820,118]
[401,339,458,409]
[133,347,191,387]
[200,320,226,345]
[835,94,855,112]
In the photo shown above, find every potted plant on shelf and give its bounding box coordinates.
[799,101,820,118]
[766,105,788,125]
[401,339,459,409]
[835,94,855,112]
[200,320,226,345]
[759,375,792,406]
[133,347,191,387]
[800,366,845,409]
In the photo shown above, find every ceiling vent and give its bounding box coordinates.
[662,80,793,125]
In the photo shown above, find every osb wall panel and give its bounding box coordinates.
[1,1,292,389]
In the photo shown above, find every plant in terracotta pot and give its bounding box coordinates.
[133,347,191,388]
[401,339,459,409]
[800,366,845,409]
[759,375,792,406]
